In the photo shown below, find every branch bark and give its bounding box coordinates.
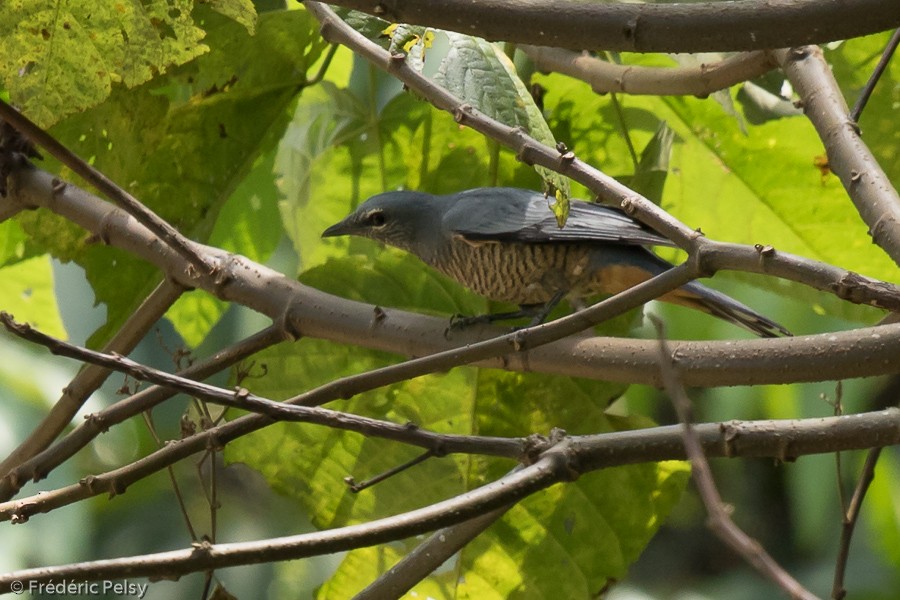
[0,326,285,501]
[775,46,900,267]
[0,279,184,483]
[6,166,900,390]
[2,408,898,587]
[522,47,777,96]
[322,0,900,53]
[3,407,898,523]
[656,325,819,600]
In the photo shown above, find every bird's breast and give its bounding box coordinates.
[431,240,634,305]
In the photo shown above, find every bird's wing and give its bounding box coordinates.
[443,188,675,247]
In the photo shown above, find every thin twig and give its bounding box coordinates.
[0,279,185,493]
[3,388,898,523]
[346,450,435,493]
[143,411,200,543]
[653,316,821,600]
[849,29,900,122]
[0,310,527,464]
[831,447,883,600]
[0,99,211,276]
[0,325,283,501]
[0,448,571,590]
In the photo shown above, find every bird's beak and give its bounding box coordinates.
[321,218,353,238]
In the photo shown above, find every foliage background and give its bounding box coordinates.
[0,0,898,598]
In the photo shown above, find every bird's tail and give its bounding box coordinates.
[665,281,792,338]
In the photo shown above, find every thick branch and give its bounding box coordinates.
[2,409,898,586]
[2,408,898,523]
[323,0,900,53]
[775,46,900,267]
[6,167,900,389]
[522,47,777,96]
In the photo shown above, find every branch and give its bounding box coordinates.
[3,408,899,587]
[356,501,513,598]
[655,321,820,600]
[774,46,900,266]
[3,401,898,522]
[322,0,900,53]
[0,326,286,501]
[7,166,900,390]
[0,279,184,484]
[849,29,900,122]
[0,101,212,276]
[522,47,777,96]
[832,447,882,599]
[0,452,563,589]
[0,312,525,468]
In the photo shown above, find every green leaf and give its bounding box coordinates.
[455,460,688,599]
[335,9,392,50]
[659,93,896,278]
[0,220,31,268]
[628,121,675,204]
[16,8,326,348]
[448,375,687,598]
[276,79,385,272]
[0,0,211,127]
[435,33,570,223]
[205,0,258,34]
[0,254,66,339]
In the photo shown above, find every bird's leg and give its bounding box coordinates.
[524,289,567,326]
[447,309,538,330]
[447,290,568,331]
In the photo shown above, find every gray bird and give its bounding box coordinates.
[322,187,790,337]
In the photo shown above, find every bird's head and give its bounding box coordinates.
[322,191,444,257]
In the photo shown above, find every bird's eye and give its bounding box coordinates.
[366,210,386,227]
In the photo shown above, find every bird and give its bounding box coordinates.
[321,187,791,337]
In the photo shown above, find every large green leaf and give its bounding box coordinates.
[0,0,257,128]
[436,33,571,222]
[0,254,65,339]
[0,220,33,268]
[14,7,327,348]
